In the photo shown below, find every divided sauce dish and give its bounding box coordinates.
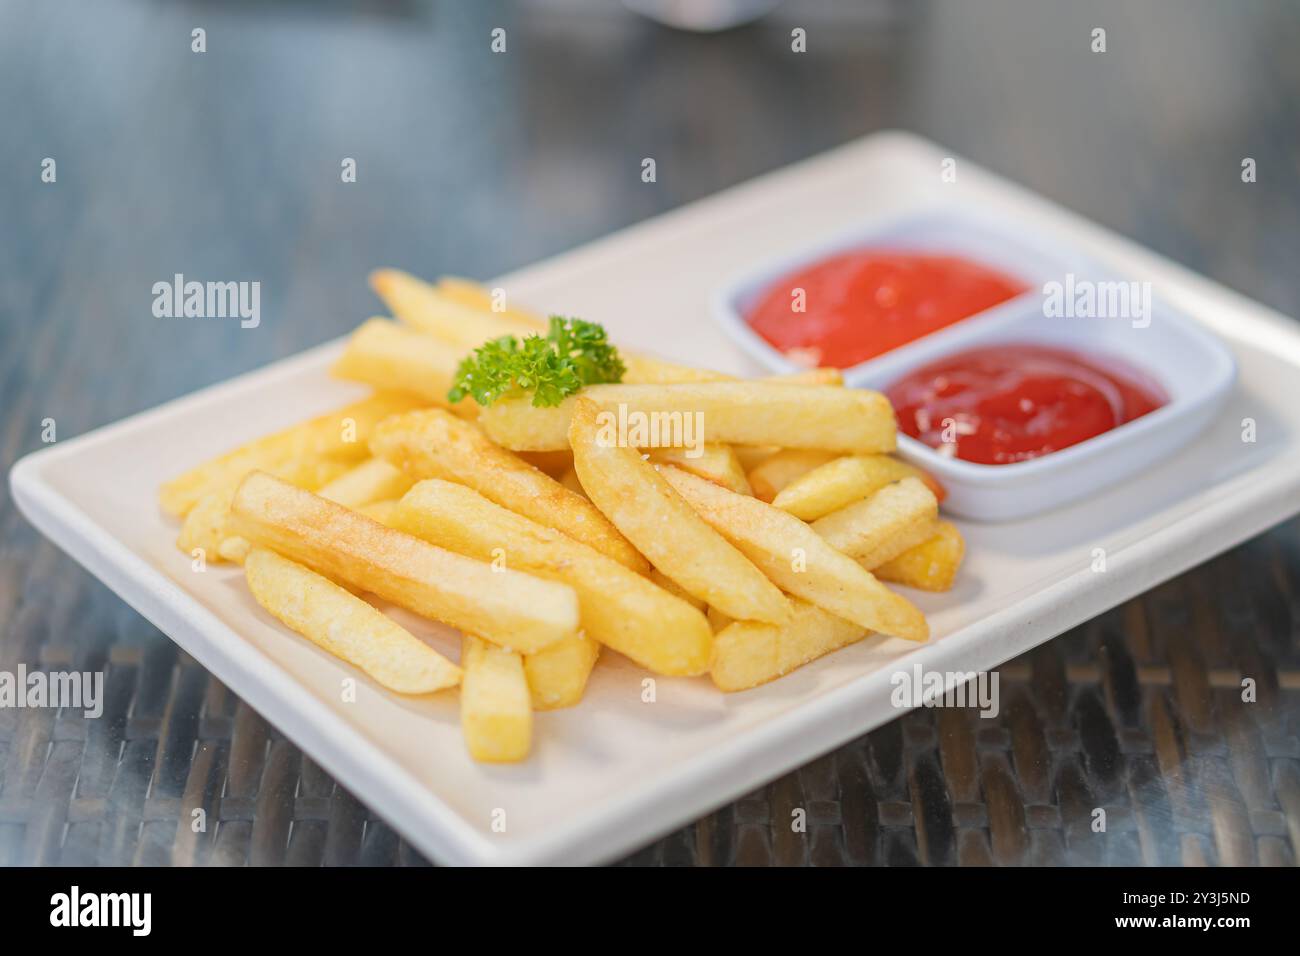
[711,208,1237,520]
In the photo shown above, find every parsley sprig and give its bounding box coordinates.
[447,316,626,408]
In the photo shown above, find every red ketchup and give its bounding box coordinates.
[744,251,1026,368]
[885,344,1168,465]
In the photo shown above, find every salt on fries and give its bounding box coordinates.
[160,270,964,762]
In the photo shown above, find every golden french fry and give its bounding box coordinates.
[747,449,838,503]
[772,454,939,520]
[245,548,461,694]
[316,457,414,509]
[707,605,734,634]
[460,634,532,762]
[875,521,966,592]
[732,445,779,472]
[159,392,416,517]
[621,354,730,384]
[659,466,928,642]
[176,454,355,562]
[523,634,601,710]
[569,398,789,624]
[356,498,401,527]
[711,599,866,692]
[230,472,578,653]
[811,477,939,570]
[330,318,473,410]
[647,444,752,495]
[370,408,648,573]
[559,466,587,499]
[371,268,539,346]
[769,368,844,386]
[479,382,896,453]
[435,276,547,332]
[517,449,574,479]
[395,479,713,676]
[648,568,706,611]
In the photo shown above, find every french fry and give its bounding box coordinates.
[316,457,414,509]
[769,368,844,386]
[810,477,939,570]
[710,599,866,692]
[559,467,587,499]
[647,444,752,494]
[159,392,416,517]
[357,498,401,527]
[732,445,780,472]
[517,449,574,479]
[659,466,928,642]
[874,521,966,592]
[435,276,547,332]
[330,318,473,410]
[371,268,540,346]
[622,354,730,384]
[370,409,648,573]
[177,454,355,563]
[569,398,790,624]
[773,454,946,520]
[245,548,461,694]
[395,479,713,675]
[648,568,706,611]
[460,635,532,763]
[523,634,601,710]
[707,605,734,633]
[747,449,838,502]
[230,472,579,653]
[479,382,896,453]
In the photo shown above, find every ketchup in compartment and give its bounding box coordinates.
[885,343,1168,466]
[744,251,1027,368]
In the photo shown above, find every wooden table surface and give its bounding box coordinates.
[1,0,1297,866]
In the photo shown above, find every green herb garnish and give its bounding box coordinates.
[448,316,625,407]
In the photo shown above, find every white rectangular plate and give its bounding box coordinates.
[12,132,1300,866]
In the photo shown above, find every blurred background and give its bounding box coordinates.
[1,0,1298,866]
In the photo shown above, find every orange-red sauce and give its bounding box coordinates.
[886,344,1168,465]
[745,251,1026,368]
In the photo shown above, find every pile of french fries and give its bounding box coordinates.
[159,269,964,763]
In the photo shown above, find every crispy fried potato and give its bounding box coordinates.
[230,472,578,653]
[517,449,574,479]
[479,382,896,453]
[773,454,946,520]
[356,498,401,527]
[768,368,844,386]
[570,398,790,624]
[371,268,540,346]
[811,477,939,570]
[621,354,730,384]
[316,457,414,509]
[659,466,928,642]
[177,454,355,563]
[395,479,713,675]
[711,599,866,692]
[160,392,416,517]
[460,634,532,762]
[732,445,780,472]
[330,318,473,410]
[370,409,648,572]
[648,568,706,611]
[245,548,461,694]
[559,466,587,499]
[647,444,752,494]
[747,449,838,502]
[707,605,734,634]
[435,276,547,332]
[523,634,601,710]
[875,520,965,591]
